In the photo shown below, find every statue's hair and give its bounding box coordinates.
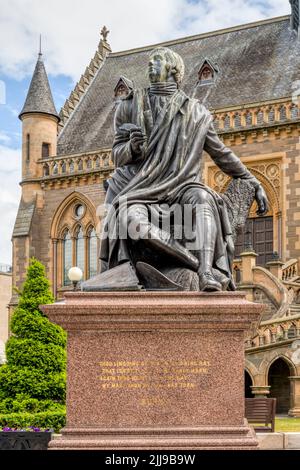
[149,47,185,86]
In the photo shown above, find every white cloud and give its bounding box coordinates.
[0,145,21,265]
[0,132,11,145]
[0,0,290,82]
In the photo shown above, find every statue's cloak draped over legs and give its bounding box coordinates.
[100,88,235,285]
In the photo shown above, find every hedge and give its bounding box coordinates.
[0,259,66,432]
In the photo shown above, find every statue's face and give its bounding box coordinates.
[148,51,172,83]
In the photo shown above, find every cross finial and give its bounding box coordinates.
[100,26,110,42]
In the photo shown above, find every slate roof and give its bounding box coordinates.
[13,199,36,237]
[57,16,299,156]
[19,54,59,120]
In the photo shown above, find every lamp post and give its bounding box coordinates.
[68,267,83,291]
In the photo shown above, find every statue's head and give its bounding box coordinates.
[148,47,185,86]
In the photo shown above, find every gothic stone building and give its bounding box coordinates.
[11,6,300,415]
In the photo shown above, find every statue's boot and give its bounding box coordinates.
[198,248,222,292]
[199,271,222,292]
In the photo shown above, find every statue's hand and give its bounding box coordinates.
[255,185,268,216]
[130,127,147,155]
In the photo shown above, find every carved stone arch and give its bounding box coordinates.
[260,352,297,382]
[85,222,96,237]
[247,169,279,217]
[216,168,279,218]
[51,192,98,295]
[59,224,71,240]
[245,359,258,382]
[50,191,97,239]
[72,222,83,238]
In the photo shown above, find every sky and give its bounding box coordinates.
[0,0,290,265]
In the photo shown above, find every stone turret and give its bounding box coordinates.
[10,51,59,300]
[19,52,59,183]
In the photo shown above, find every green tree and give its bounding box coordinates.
[0,258,66,431]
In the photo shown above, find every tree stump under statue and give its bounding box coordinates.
[41,291,263,450]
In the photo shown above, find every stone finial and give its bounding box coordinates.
[100,25,110,42]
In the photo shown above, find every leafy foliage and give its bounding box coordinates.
[0,411,66,433]
[0,259,66,432]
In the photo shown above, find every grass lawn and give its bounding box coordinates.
[250,417,300,432]
[275,417,300,432]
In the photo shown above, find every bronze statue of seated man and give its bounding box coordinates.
[90,47,268,293]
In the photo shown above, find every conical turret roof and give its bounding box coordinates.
[19,53,59,120]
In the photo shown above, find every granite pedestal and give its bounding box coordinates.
[41,291,263,450]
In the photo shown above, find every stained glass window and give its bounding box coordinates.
[88,228,98,278]
[63,231,72,286]
[75,227,85,275]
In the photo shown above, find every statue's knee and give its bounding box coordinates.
[184,188,213,206]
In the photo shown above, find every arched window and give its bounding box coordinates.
[279,105,287,121]
[88,228,98,278]
[291,104,299,119]
[103,154,109,167]
[42,142,50,159]
[78,159,83,171]
[75,226,85,275]
[257,110,264,125]
[234,113,241,128]
[268,108,275,123]
[43,164,49,177]
[224,115,230,129]
[95,156,100,168]
[63,230,72,286]
[52,195,98,294]
[53,163,58,175]
[213,118,219,130]
[245,111,252,126]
